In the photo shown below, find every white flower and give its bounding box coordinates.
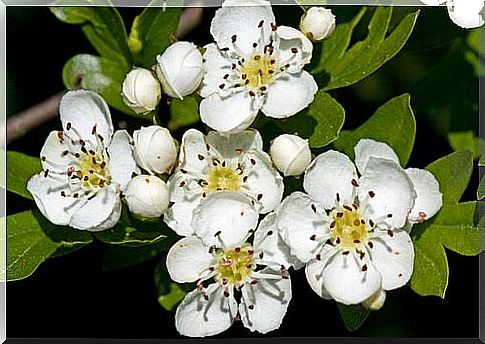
[124,175,170,218]
[199,0,318,132]
[300,7,336,41]
[27,90,139,231]
[419,0,484,29]
[133,125,178,175]
[164,128,284,236]
[269,133,311,176]
[166,192,293,337]
[276,148,418,305]
[155,41,204,99]
[121,67,161,114]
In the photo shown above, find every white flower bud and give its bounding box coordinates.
[362,289,386,311]
[122,68,161,114]
[133,125,178,175]
[300,7,336,42]
[269,134,312,177]
[124,175,170,218]
[155,41,204,99]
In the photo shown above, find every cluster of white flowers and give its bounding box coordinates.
[27,0,449,338]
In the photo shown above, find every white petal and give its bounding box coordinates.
[303,150,357,209]
[40,131,75,173]
[276,192,330,263]
[419,0,446,5]
[206,129,263,161]
[447,0,485,29]
[27,173,86,226]
[199,43,234,98]
[239,268,291,334]
[59,90,114,145]
[192,191,258,249]
[358,157,415,229]
[69,187,119,231]
[241,150,284,213]
[406,168,443,224]
[322,251,382,305]
[210,0,276,58]
[275,25,313,72]
[253,212,300,269]
[354,138,400,174]
[167,236,214,283]
[107,130,139,191]
[178,129,210,177]
[369,230,414,290]
[175,284,237,337]
[200,92,260,133]
[261,71,318,119]
[305,250,335,300]
[94,196,122,231]
[164,195,201,237]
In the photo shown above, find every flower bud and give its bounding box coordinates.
[124,175,170,218]
[133,125,178,175]
[155,41,204,99]
[300,7,336,42]
[122,68,161,114]
[269,134,312,177]
[362,289,386,311]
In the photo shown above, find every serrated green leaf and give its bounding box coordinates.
[6,210,92,281]
[2,151,41,200]
[333,94,416,166]
[50,0,131,68]
[276,91,345,149]
[168,95,200,131]
[313,7,419,91]
[62,54,138,117]
[448,131,479,159]
[128,0,182,68]
[102,240,169,270]
[336,303,370,332]
[426,150,472,205]
[154,257,192,311]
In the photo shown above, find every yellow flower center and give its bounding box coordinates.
[74,152,111,191]
[240,54,276,89]
[205,165,242,193]
[330,206,368,250]
[216,245,254,285]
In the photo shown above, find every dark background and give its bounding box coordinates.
[5,5,480,339]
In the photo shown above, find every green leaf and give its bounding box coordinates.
[333,94,416,166]
[448,131,479,160]
[478,175,485,200]
[276,91,345,149]
[336,303,370,332]
[6,210,92,281]
[168,95,201,131]
[62,54,137,116]
[94,208,171,247]
[154,257,192,311]
[102,240,169,270]
[313,7,419,91]
[50,0,131,68]
[3,151,41,200]
[426,150,472,205]
[128,0,182,68]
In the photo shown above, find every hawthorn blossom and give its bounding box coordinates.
[419,0,484,29]
[167,192,293,337]
[164,128,283,236]
[27,90,138,231]
[199,0,318,132]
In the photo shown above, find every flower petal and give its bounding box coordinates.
[107,130,139,191]
[199,43,234,98]
[192,191,259,249]
[305,250,335,300]
[303,150,357,209]
[40,131,75,173]
[175,283,237,337]
[406,168,443,224]
[210,0,276,58]
[261,71,318,119]
[59,90,114,145]
[276,192,330,263]
[178,129,211,177]
[163,190,201,237]
[200,91,260,132]
[69,187,120,231]
[206,129,263,162]
[275,25,313,72]
[27,173,86,226]
[167,236,214,283]
[322,251,382,305]
[239,268,291,334]
[241,150,284,213]
[369,229,414,290]
[354,138,400,175]
[358,157,415,229]
[447,0,485,29]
